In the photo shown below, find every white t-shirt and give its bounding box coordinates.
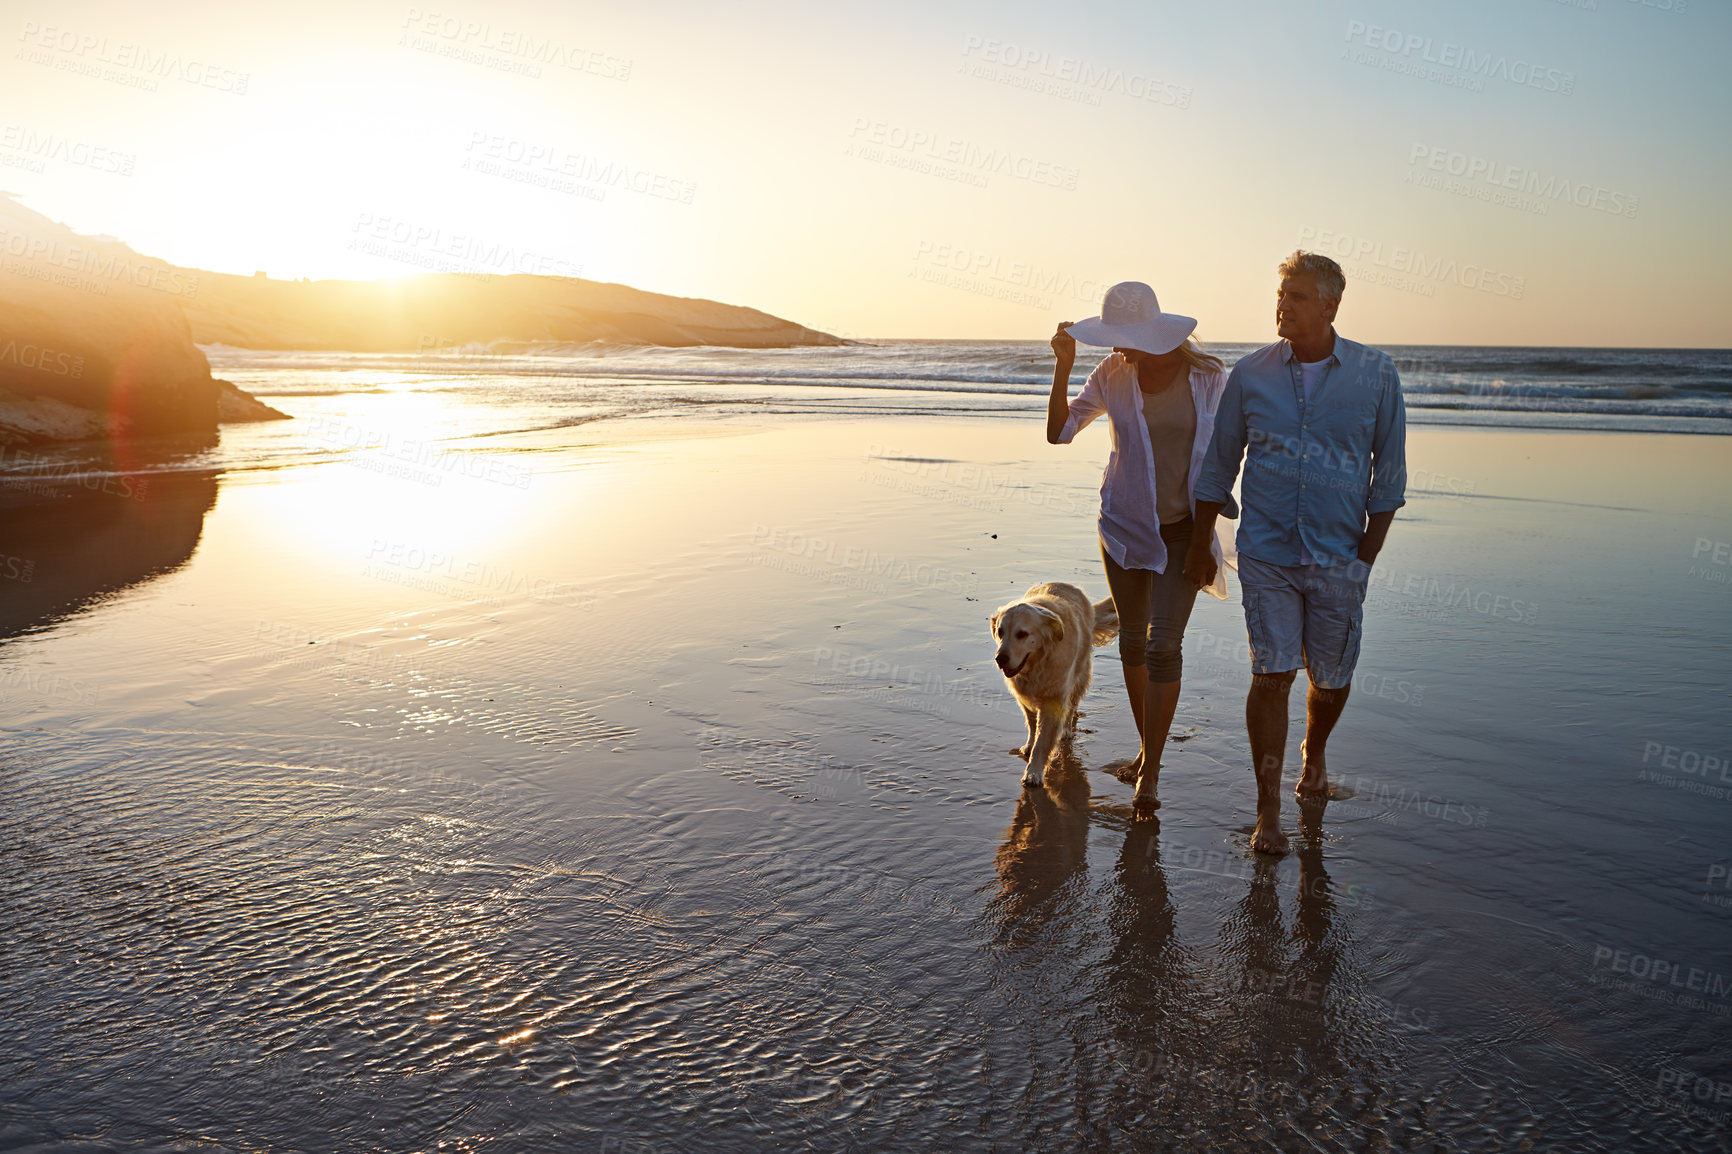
[1297,359,1329,563]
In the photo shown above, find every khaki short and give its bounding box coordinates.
[1237,554,1372,690]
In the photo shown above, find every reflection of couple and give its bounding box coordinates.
[992,795,1348,1129]
[1046,251,1408,853]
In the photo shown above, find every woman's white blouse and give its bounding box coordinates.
[1054,352,1233,600]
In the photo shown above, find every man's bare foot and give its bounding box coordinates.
[1295,742,1329,800]
[1132,793,1160,821]
[1251,810,1288,854]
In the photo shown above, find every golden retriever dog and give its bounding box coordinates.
[990,582,1119,788]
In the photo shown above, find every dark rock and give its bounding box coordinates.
[0,193,216,446]
[215,379,291,423]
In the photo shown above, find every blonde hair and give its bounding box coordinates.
[1178,336,1224,373]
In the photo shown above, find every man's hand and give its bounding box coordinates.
[1184,534,1217,590]
[1050,323,1076,366]
[1356,510,1397,566]
[1185,500,1226,589]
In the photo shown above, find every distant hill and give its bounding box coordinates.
[177,269,843,351]
[0,194,840,449]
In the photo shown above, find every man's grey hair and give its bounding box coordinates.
[1278,251,1345,303]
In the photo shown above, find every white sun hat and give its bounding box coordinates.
[1065,281,1197,355]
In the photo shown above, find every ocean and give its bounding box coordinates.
[205,339,1732,457]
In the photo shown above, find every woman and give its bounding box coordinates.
[1044,280,1231,814]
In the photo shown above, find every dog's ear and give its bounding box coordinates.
[1030,604,1065,641]
[989,608,1003,634]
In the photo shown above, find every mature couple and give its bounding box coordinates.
[1045,251,1407,854]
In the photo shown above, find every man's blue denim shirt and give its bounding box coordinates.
[1195,334,1407,568]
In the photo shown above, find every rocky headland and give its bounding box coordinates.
[0,193,838,450]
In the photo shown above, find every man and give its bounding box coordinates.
[1185,251,1407,854]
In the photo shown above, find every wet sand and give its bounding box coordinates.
[1,414,1729,1151]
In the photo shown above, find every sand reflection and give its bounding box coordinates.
[0,454,215,639]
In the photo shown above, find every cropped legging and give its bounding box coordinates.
[1100,516,1201,683]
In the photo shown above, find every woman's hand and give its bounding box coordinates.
[1046,324,1076,444]
[1050,323,1076,365]
[1183,535,1218,590]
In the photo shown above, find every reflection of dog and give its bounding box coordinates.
[991,772,1092,928]
[990,582,1119,788]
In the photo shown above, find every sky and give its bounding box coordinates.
[1,0,1726,345]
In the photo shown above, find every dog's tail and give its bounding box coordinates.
[1091,597,1119,646]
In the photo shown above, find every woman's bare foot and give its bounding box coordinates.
[1133,766,1160,811]
[1251,809,1288,854]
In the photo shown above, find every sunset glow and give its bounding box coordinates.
[2,2,1725,345]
